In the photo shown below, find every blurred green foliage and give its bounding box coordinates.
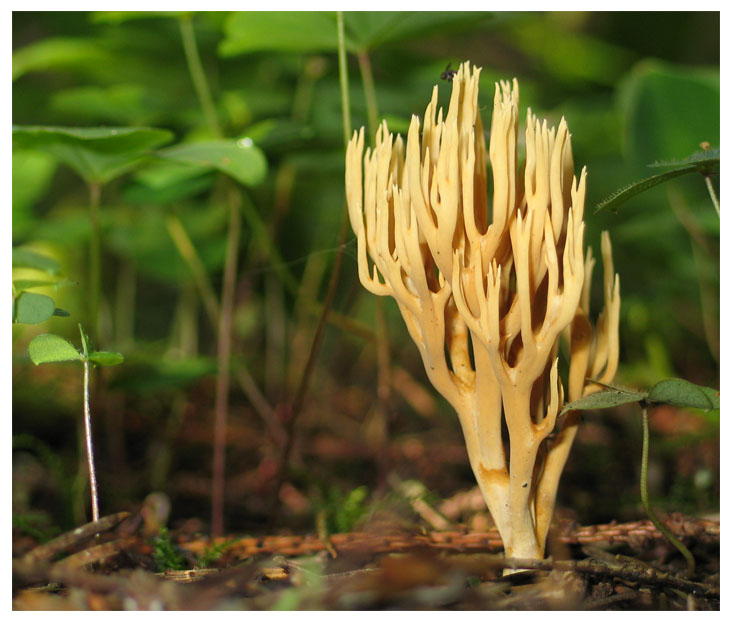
[12,12,719,533]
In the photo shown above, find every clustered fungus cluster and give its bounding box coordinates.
[345,62,620,561]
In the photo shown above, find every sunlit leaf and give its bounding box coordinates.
[158,139,267,187]
[28,334,81,365]
[13,292,57,325]
[12,125,174,185]
[220,12,341,55]
[12,278,76,292]
[12,37,114,81]
[647,378,719,411]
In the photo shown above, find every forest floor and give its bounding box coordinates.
[12,509,719,611]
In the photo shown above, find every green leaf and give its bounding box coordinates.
[13,150,57,240]
[594,165,702,214]
[13,292,57,325]
[12,278,76,293]
[343,11,492,51]
[28,334,82,365]
[12,248,60,274]
[220,12,340,55]
[647,147,719,172]
[88,351,125,366]
[619,61,719,168]
[158,139,267,187]
[560,387,646,417]
[12,125,174,185]
[12,37,114,81]
[647,378,719,411]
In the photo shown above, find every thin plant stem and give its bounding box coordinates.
[640,405,696,576]
[179,14,221,137]
[357,49,379,141]
[703,174,720,216]
[80,329,100,522]
[165,212,221,326]
[88,182,102,345]
[273,11,354,510]
[211,188,242,536]
[337,11,352,144]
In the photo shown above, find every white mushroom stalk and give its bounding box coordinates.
[345,62,620,561]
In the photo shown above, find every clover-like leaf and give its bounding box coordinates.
[560,387,646,417]
[647,378,719,411]
[28,333,82,365]
[12,125,174,185]
[13,292,57,325]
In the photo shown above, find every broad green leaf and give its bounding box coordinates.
[50,84,154,125]
[12,125,174,185]
[158,139,267,187]
[12,37,114,81]
[619,61,719,167]
[88,351,125,366]
[647,378,719,411]
[13,292,57,325]
[220,12,341,55]
[560,387,646,417]
[343,11,492,51]
[12,248,60,274]
[28,334,81,365]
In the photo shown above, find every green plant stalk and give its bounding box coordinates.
[640,405,695,576]
[88,182,102,345]
[337,11,352,144]
[357,49,379,142]
[179,14,221,137]
[211,188,241,536]
[273,11,354,510]
[165,213,220,326]
[703,174,720,216]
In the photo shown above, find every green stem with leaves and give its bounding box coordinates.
[640,405,696,576]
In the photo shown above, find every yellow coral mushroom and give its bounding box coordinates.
[345,62,620,562]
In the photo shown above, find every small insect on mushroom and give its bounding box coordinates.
[441,63,457,82]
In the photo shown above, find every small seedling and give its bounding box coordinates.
[28,324,124,522]
[562,377,720,577]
